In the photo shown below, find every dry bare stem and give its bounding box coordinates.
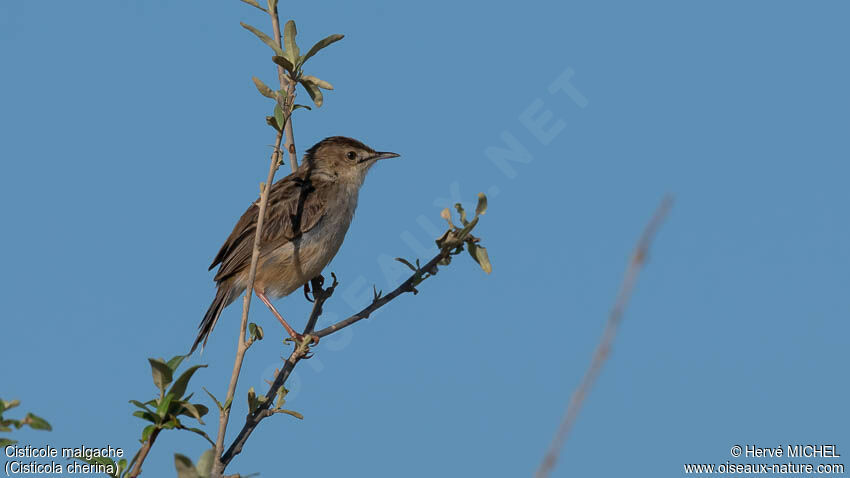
[211,4,297,477]
[534,196,673,478]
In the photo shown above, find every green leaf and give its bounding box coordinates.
[22,413,51,431]
[300,34,344,65]
[195,449,214,478]
[161,417,180,430]
[129,400,154,413]
[202,387,223,412]
[272,104,285,131]
[266,115,280,131]
[177,402,209,425]
[166,355,187,373]
[283,20,300,64]
[182,427,215,446]
[301,74,334,90]
[299,79,324,107]
[469,244,492,274]
[132,410,159,424]
[395,257,418,272]
[467,243,478,266]
[247,387,259,413]
[168,364,207,400]
[252,76,276,99]
[157,393,175,419]
[456,216,479,241]
[240,22,284,57]
[475,192,488,216]
[276,409,304,420]
[2,419,21,429]
[148,358,173,394]
[1,399,20,412]
[117,459,127,477]
[193,403,210,418]
[292,104,312,111]
[140,424,156,443]
[272,55,295,74]
[275,386,289,409]
[0,438,17,446]
[248,322,264,342]
[223,396,233,411]
[239,0,267,12]
[174,453,201,478]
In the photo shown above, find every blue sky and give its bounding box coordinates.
[1,1,848,476]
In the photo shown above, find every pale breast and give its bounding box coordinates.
[254,184,359,299]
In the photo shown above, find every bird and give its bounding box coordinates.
[190,136,400,353]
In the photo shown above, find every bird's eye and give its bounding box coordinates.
[346,151,357,161]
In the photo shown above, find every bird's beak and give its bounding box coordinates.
[366,151,400,162]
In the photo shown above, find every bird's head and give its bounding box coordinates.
[301,136,399,182]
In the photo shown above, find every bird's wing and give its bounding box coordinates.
[210,171,329,283]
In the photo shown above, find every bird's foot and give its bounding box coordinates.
[284,333,319,358]
[283,333,319,345]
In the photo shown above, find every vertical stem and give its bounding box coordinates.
[269,3,299,172]
[211,5,297,477]
[211,135,283,478]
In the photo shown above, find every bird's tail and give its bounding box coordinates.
[191,286,235,354]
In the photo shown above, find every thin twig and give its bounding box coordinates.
[220,248,452,465]
[127,428,160,478]
[220,348,299,465]
[534,196,673,478]
[211,131,284,478]
[313,252,445,338]
[212,6,298,476]
[268,2,298,172]
[304,273,338,335]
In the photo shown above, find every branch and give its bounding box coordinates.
[268,2,298,172]
[220,348,298,466]
[211,132,283,478]
[211,20,296,478]
[127,428,160,478]
[219,247,451,466]
[313,251,445,338]
[534,195,673,478]
[303,273,338,335]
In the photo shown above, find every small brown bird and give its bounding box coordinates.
[191,136,399,353]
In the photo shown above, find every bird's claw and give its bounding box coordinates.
[300,334,320,347]
[284,333,319,358]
